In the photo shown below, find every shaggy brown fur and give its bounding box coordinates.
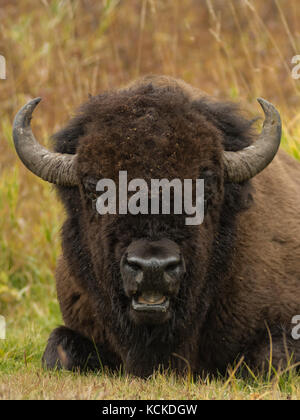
[42,75,300,377]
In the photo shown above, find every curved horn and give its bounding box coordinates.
[13,98,77,186]
[223,98,282,183]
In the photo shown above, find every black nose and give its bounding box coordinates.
[121,239,185,298]
[126,253,181,273]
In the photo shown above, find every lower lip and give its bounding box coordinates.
[131,298,170,313]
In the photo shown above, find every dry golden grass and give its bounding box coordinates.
[1,368,300,400]
[0,0,299,400]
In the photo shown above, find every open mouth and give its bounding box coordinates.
[131,292,169,312]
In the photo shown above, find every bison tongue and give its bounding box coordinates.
[137,292,166,305]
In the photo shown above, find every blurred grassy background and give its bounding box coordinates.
[0,0,299,399]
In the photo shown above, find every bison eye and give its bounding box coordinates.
[83,179,98,202]
[87,191,98,202]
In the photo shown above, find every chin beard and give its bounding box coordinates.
[123,317,178,377]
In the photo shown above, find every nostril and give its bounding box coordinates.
[125,260,142,272]
[165,261,181,272]
[123,254,144,272]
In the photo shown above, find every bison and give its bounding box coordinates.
[12,75,300,378]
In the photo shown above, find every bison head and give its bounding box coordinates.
[13,77,281,331]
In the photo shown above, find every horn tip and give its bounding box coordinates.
[33,97,42,104]
[13,97,43,136]
[256,97,281,123]
[256,97,268,107]
[29,97,42,108]
[27,97,42,108]
[24,97,43,118]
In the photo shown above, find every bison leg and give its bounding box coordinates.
[42,326,116,372]
[245,330,300,375]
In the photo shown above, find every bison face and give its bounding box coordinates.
[77,168,222,327]
[70,84,228,326]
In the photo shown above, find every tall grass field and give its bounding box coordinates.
[0,0,299,400]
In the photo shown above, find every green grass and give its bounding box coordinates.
[1,327,300,400]
[0,0,300,400]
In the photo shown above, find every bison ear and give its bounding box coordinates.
[12,98,78,186]
[223,98,282,183]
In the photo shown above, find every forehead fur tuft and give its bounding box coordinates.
[53,75,255,181]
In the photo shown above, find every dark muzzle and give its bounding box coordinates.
[120,238,185,323]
